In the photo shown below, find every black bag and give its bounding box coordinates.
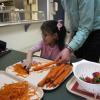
[0,40,6,52]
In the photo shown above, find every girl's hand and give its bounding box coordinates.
[55,48,71,64]
[22,59,32,69]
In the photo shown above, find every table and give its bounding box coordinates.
[0,50,85,100]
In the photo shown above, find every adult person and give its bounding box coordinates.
[56,0,100,63]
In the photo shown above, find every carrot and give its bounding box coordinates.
[0,82,29,100]
[51,65,66,82]
[38,63,72,88]
[47,64,65,80]
[13,64,28,76]
[38,66,56,87]
[53,66,72,86]
[46,82,53,88]
[47,64,72,88]
[31,63,38,66]
[38,64,65,87]
[38,77,48,87]
[34,61,56,71]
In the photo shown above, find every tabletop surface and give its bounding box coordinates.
[0,50,85,100]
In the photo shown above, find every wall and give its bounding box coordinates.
[14,0,24,9]
[0,23,42,52]
[38,0,47,19]
[53,0,64,20]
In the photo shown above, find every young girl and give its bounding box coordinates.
[25,20,66,67]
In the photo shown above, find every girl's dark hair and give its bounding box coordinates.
[41,20,66,50]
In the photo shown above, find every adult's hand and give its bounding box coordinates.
[55,48,71,64]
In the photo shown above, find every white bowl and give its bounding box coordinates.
[73,61,100,95]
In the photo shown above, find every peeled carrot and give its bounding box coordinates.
[51,65,66,82]
[53,66,72,86]
[38,63,72,88]
[38,64,65,87]
[38,66,56,87]
[0,81,29,100]
[34,61,56,71]
[44,65,64,88]
[13,64,28,76]
[38,76,48,87]
[47,64,65,79]
[47,64,72,88]
[46,82,53,88]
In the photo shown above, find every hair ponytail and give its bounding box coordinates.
[57,24,66,50]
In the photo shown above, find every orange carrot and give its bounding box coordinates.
[47,64,65,80]
[0,81,29,100]
[47,64,72,88]
[13,64,28,76]
[38,64,65,87]
[46,82,53,88]
[34,61,56,71]
[38,77,47,87]
[38,63,72,88]
[51,65,66,82]
[38,66,56,87]
[53,66,72,86]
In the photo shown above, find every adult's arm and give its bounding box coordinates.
[56,0,94,63]
[68,0,94,51]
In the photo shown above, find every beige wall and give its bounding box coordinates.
[0,23,42,52]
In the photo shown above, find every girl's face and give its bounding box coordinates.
[42,32,58,46]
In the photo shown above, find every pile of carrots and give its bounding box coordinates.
[0,81,35,100]
[38,64,72,88]
[12,61,72,89]
[12,61,56,76]
[13,64,29,77]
